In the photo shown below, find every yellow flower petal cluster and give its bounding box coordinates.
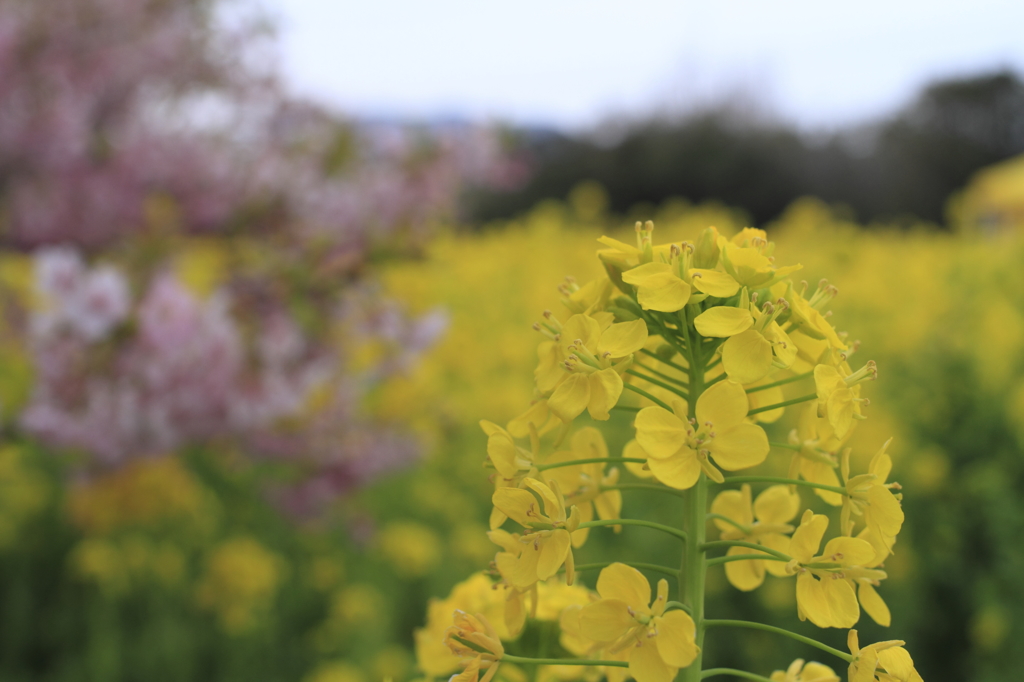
[535,313,648,422]
[847,631,924,682]
[634,380,769,488]
[710,484,799,591]
[770,659,840,682]
[578,563,699,682]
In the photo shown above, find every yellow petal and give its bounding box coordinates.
[648,451,701,490]
[487,432,520,478]
[549,373,591,422]
[826,387,855,438]
[760,533,792,577]
[723,243,774,286]
[562,315,602,351]
[790,511,828,563]
[587,368,623,421]
[850,648,879,682]
[596,562,651,608]
[507,401,551,439]
[821,577,860,628]
[623,439,655,479]
[695,379,749,428]
[877,647,919,681]
[800,460,843,506]
[796,573,840,628]
[629,638,675,682]
[621,262,671,284]
[492,488,540,527]
[598,319,649,357]
[747,383,785,423]
[635,406,688,460]
[637,274,692,312]
[858,581,891,627]
[654,611,699,667]
[821,537,876,567]
[690,269,739,298]
[865,485,905,547]
[802,662,839,681]
[579,599,635,642]
[694,307,754,338]
[537,530,571,579]
[594,489,622,521]
[535,341,566,393]
[722,329,774,384]
[710,488,753,530]
[724,545,766,591]
[708,422,769,471]
[766,322,797,368]
[753,485,801,525]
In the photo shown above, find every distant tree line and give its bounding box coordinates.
[469,70,1024,226]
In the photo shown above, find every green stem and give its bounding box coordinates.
[723,476,847,496]
[639,347,690,375]
[701,669,775,682]
[499,654,628,668]
[706,554,790,567]
[572,562,681,578]
[622,383,673,411]
[681,306,707,682]
[579,518,688,542]
[604,483,687,499]
[537,457,646,472]
[747,392,817,416]
[703,620,853,662]
[699,540,792,562]
[746,370,814,393]
[769,441,801,451]
[626,369,689,400]
[705,355,722,371]
[611,404,641,413]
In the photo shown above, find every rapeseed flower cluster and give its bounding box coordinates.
[422,221,923,682]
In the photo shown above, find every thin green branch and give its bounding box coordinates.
[639,347,689,374]
[724,476,846,496]
[537,457,646,472]
[626,369,689,400]
[701,668,775,682]
[699,540,791,562]
[747,392,817,416]
[770,441,802,452]
[610,404,641,413]
[623,383,673,411]
[703,620,853,662]
[574,561,681,578]
[705,513,748,533]
[746,371,814,394]
[604,483,688,499]
[580,518,688,542]
[706,553,790,568]
[499,653,628,668]
[704,372,727,388]
[665,600,692,614]
[705,355,722,371]
[634,360,690,388]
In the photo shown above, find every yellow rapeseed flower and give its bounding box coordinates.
[847,630,924,682]
[634,380,769,488]
[786,510,878,629]
[579,563,699,682]
[541,427,622,547]
[535,313,648,422]
[710,484,799,591]
[694,293,797,385]
[491,479,580,587]
[770,658,840,682]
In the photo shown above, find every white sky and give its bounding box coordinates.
[268,0,1024,130]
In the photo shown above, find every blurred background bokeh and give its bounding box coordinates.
[0,1,1021,680]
